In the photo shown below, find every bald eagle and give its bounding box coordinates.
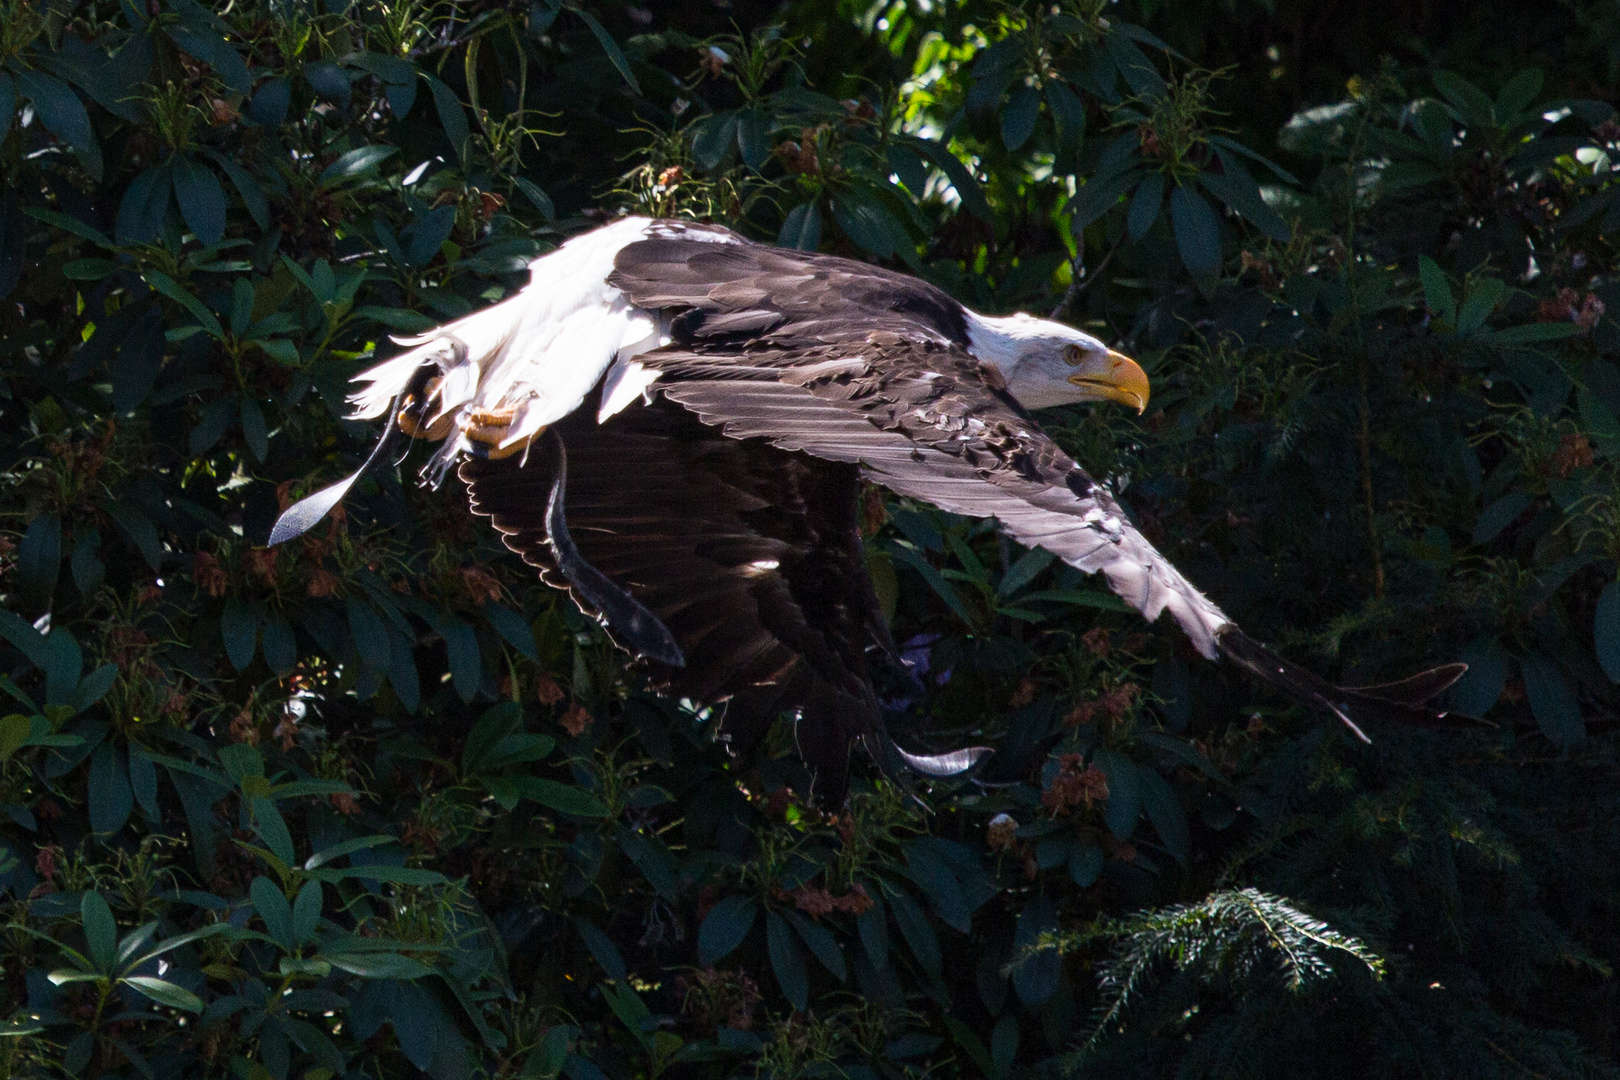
[272,217,1462,798]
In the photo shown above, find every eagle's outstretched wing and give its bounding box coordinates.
[461,393,987,802]
[607,237,1465,735]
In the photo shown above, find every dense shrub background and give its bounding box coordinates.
[1,1,1617,1076]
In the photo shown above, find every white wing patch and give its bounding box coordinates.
[344,216,738,481]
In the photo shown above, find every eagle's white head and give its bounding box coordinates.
[963,311,1149,413]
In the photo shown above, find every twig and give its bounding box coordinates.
[1051,235,1123,319]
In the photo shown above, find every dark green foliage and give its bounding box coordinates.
[0,1,1616,1077]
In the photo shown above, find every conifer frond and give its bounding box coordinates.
[1022,887,1385,1055]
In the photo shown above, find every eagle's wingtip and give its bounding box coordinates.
[891,743,994,778]
[1216,626,1467,737]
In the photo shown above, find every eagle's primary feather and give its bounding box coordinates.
[273,216,1463,801]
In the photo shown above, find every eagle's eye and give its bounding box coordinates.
[1062,344,1086,366]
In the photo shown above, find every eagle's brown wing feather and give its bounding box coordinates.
[461,394,892,801]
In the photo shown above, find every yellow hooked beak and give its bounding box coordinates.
[1068,348,1149,413]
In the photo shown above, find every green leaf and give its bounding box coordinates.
[320,145,398,185]
[1138,766,1190,866]
[779,201,822,251]
[1069,168,1141,233]
[47,969,104,986]
[856,893,888,964]
[250,876,295,948]
[904,136,993,223]
[356,305,438,333]
[255,340,301,365]
[82,891,118,972]
[512,176,554,219]
[462,700,524,776]
[405,205,456,269]
[204,151,270,230]
[1456,276,1505,334]
[1169,184,1222,276]
[219,741,264,781]
[1491,321,1585,344]
[14,69,100,178]
[1094,749,1141,838]
[64,1033,92,1076]
[1105,32,1165,99]
[437,616,481,702]
[89,741,133,837]
[126,923,233,969]
[312,864,447,886]
[1046,79,1085,145]
[1011,895,1059,1005]
[1495,69,1543,121]
[887,543,975,625]
[617,825,681,901]
[1126,170,1164,240]
[304,834,399,871]
[692,111,740,171]
[165,23,252,95]
[1418,256,1457,325]
[23,206,111,248]
[1519,655,1585,749]
[247,76,290,125]
[322,950,433,979]
[698,896,757,964]
[249,795,297,867]
[1198,164,1292,242]
[291,880,322,946]
[424,74,470,165]
[110,307,167,412]
[505,776,608,817]
[256,611,295,679]
[1069,841,1104,886]
[221,598,262,672]
[830,194,911,261]
[765,910,809,1011]
[1596,582,1620,683]
[1001,84,1041,150]
[304,61,351,106]
[17,513,60,613]
[785,909,846,980]
[736,106,769,169]
[73,664,119,714]
[122,976,204,1013]
[145,271,223,338]
[577,919,628,981]
[63,258,118,280]
[268,778,354,799]
[991,1014,1019,1076]
[171,155,227,245]
[945,1017,995,1076]
[0,714,29,763]
[481,602,539,662]
[996,548,1055,600]
[572,7,640,93]
[0,72,13,141]
[127,746,157,817]
[1472,491,1531,545]
[1433,70,1496,127]
[885,886,942,977]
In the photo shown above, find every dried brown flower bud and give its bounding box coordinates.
[987,812,1019,850]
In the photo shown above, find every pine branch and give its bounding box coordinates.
[1014,888,1385,1057]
